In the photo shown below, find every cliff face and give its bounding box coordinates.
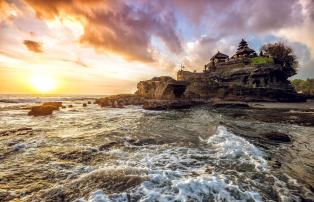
[136,76,187,99]
[136,63,304,102]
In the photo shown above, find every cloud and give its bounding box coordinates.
[23,40,43,53]
[24,0,182,62]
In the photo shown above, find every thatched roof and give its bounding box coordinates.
[210,51,229,61]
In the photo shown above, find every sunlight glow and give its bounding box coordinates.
[30,74,56,93]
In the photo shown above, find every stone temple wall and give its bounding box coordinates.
[136,63,304,102]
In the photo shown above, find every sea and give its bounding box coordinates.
[0,95,313,202]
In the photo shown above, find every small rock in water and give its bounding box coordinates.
[68,105,73,108]
[98,141,119,151]
[28,105,58,116]
[87,101,92,104]
[83,103,87,107]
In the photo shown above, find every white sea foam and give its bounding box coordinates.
[205,126,267,171]
[81,126,267,201]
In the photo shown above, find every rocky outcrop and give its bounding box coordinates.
[143,100,192,110]
[136,76,187,99]
[28,102,63,116]
[95,94,145,108]
[178,64,305,102]
[28,105,58,116]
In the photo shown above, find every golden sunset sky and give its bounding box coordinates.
[0,0,314,95]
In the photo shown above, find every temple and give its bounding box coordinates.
[136,39,304,102]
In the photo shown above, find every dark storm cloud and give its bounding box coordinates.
[23,40,43,53]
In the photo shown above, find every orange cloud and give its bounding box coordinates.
[23,40,43,53]
[24,0,182,62]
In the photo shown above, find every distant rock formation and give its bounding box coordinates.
[136,39,305,103]
[97,39,304,110]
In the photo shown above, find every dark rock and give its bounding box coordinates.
[212,101,250,108]
[272,160,282,169]
[263,132,291,142]
[143,100,192,110]
[83,103,87,107]
[68,105,73,108]
[28,105,58,116]
[130,138,156,146]
[98,141,119,151]
[87,101,91,104]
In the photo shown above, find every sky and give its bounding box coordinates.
[0,0,314,95]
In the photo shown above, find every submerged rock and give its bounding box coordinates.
[83,103,87,107]
[28,105,58,116]
[143,100,192,110]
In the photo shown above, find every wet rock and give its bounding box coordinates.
[95,94,145,108]
[28,105,58,116]
[263,132,291,142]
[12,143,26,152]
[130,138,156,146]
[98,141,119,151]
[83,103,87,107]
[272,160,282,169]
[143,100,192,110]
[42,102,63,109]
[111,100,124,108]
[68,105,73,108]
[0,127,32,136]
[57,149,97,163]
[87,101,92,104]
[0,190,16,202]
[212,101,250,108]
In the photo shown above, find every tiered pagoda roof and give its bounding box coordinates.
[233,39,256,57]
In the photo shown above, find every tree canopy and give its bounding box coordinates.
[261,42,298,77]
[291,79,314,97]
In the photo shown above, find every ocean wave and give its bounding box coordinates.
[78,126,267,201]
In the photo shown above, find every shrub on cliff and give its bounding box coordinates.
[291,79,314,97]
[250,57,273,65]
[261,43,298,77]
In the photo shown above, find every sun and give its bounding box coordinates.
[30,75,57,93]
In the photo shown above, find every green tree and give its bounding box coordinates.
[261,43,298,77]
